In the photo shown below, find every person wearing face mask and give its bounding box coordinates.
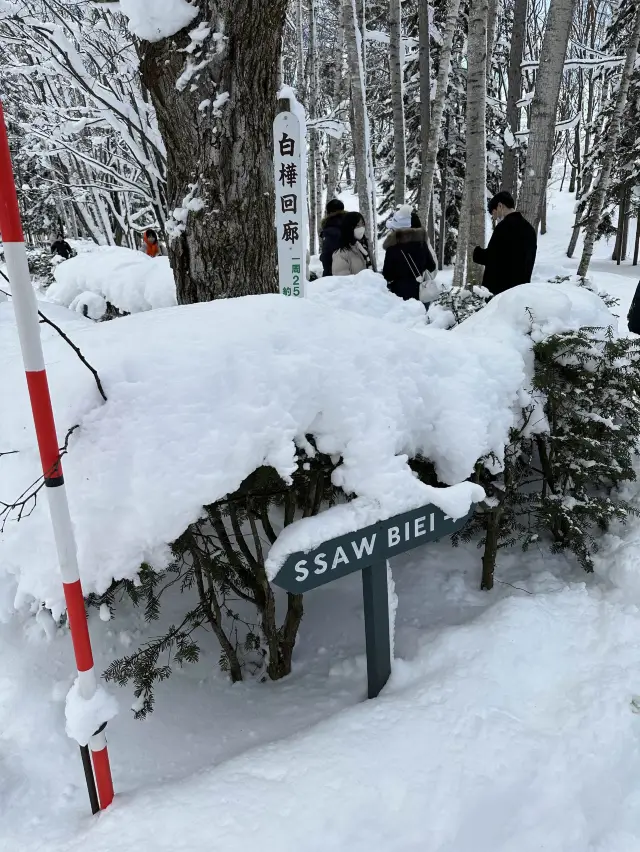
[472,191,537,296]
[382,205,436,301]
[332,212,372,276]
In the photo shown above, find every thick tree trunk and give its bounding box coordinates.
[465,0,489,285]
[390,0,406,206]
[138,1,288,303]
[418,0,432,225]
[343,0,377,264]
[420,0,464,213]
[519,0,578,232]
[578,3,640,277]
[501,0,527,197]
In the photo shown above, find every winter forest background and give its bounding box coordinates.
[4,0,640,850]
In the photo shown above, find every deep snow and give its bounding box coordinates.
[2,186,640,852]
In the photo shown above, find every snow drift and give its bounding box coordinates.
[0,282,612,615]
[46,247,177,316]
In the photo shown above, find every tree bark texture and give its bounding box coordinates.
[519,0,578,231]
[138,1,289,304]
[486,0,500,87]
[420,0,463,217]
[343,0,377,263]
[501,0,528,198]
[390,0,407,206]
[309,0,320,254]
[326,8,345,197]
[465,0,489,285]
[418,0,432,225]
[578,2,640,277]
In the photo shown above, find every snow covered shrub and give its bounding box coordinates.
[427,284,492,329]
[457,326,640,588]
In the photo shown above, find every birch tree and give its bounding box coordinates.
[465,0,489,285]
[389,0,406,206]
[419,0,464,213]
[519,0,578,230]
[343,0,377,264]
[417,0,431,225]
[577,1,640,276]
[502,0,528,196]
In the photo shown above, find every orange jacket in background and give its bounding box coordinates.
[143,233,160,257]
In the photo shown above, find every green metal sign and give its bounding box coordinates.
[271,502,473,699]
[272,504,473,594]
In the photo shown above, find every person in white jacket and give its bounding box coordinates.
[331,212,372,276]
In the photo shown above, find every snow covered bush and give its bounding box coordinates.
[457,325,640,588]
[46,247,177,318]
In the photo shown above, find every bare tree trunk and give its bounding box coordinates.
[420,0,464,211]
[297,0,306,100]
[578,3,640,277]
[465,0,489,286]
[309,0,320,254]
[326,10,345,197]
[486,0,500,87]
[343,0,377,266]
[438,112,451,269]
[634,210,640,266]
[501,0,528,198]
[390,0,406,206]
[519,0,578,231]
[540,189,547,235]
[454,182,470,288]
[138,2,288,303]
[418,0,432,225]
[622,183,631,261]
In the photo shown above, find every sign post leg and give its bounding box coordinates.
[361,560,392,699]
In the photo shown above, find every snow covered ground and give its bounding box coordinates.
[2,187,640,851]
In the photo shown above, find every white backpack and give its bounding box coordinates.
[401,250,442,303]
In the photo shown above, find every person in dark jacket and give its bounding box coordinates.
[320,199,346,276]
[51,233,73,260]
[382,205,436,301]
[628,280,640,334]
[473,191,537,296]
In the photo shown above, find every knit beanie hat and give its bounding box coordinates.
[386,204,413,231]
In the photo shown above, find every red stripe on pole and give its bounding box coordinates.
[91,746,115,810]
[0,100,25,243]
[63,580,95,673]
[25,371,63,481]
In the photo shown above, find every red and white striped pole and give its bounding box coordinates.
[0,101,114,812]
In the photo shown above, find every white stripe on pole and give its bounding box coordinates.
[46,484,82,586]
[2,242,45,372]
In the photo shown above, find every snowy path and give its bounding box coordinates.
[3,189,640,851]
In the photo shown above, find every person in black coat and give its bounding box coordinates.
[382,205,436,301]
[472,191,537,296]
[628,281,640,334]
[51,233,73,260]
[320,199,346,276]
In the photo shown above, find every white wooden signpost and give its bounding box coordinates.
[274,102,307,298]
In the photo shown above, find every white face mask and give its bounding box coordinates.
[354,226,365,240]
